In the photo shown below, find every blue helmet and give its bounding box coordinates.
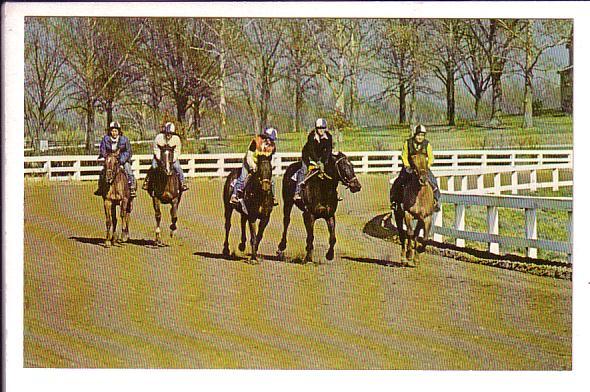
[261,127,278,142]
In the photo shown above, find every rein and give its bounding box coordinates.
[334,155,357,188]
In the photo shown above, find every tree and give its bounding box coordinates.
[427,19,466,126]
[373,19,429,125]
[461,21,492,120]
[499,19,572,128]
[284,20,320,132]
[24,18,69,152]
[234,18,285,133]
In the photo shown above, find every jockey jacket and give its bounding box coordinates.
[99,134,132,164]
[401,137,434,168]
[302,130,333,168]
[245,135,276,170]
[153,133,182,161]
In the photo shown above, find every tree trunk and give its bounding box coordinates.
[192,101,202,138]
[446,65,456,126]
[218,45,227,140]
[175,95,188,135]
[85,100,95,153]
[399,82,407,124]
[522,20,534,129]
[490,59,504,122]
[474,93,482,121]
[105,100,114,126]
[294,84,303,133]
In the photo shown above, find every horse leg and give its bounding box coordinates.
[238,214,247,252]
[277,200,294,260]
[104,200,112,247]
[255,216,270,261]
[325,216,336,261]
[419,216,433,257]
[153,197,162,246]
[222,205,232,257]
[404,212,415,262]
[394,207,406,261]
[248,218,259,264]
[169,200,178,237]
[111,203,119,243]
[303,212,316,264]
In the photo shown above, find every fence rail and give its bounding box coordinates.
[24,149,573,181]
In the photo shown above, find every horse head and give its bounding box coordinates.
[256,154,273,193]
[331,152,362,193]
[410,151,429,186]
[159,145,175,176]
[104,152,120,184]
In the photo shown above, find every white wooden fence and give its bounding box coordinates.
[24,149,572,181]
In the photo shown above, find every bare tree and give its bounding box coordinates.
[24,18,69,152]
[427,19,466,126]
[499,19,572,128]
[461,21,492,120]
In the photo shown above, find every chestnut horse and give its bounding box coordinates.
[101,152,132,247]
[391,151,436,263]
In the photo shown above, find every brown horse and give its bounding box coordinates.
[146,145,183,245]
[101,152,132,247]
[391,151,435,263]
[222,154,275,264]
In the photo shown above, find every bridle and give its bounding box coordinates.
[334,155,358,189]
[105,155,120,184]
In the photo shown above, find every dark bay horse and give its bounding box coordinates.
[222,154,275,263]
[391,151,435,263]
[147,145,183,245]
[278,152,361,264]
[102,152,132,247]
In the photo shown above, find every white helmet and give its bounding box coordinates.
[164,122,175,134]
[109,121,121,130]
[414,124,426,136]
[315,118,327,129]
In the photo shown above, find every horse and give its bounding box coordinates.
[277,152,362,264]
[101,152,132,247]
[146,145,183,245]
[222,154,275,264]
[390,150,436,263]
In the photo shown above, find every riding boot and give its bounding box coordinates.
[94,176,104,196]
[179,175,189,192]
[230,189,242,205]
[129,178,137,198]
[433,199,441,212]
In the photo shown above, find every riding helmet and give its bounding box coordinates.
[109,121,121,130]
[262,127,278,142]
[164,122,175,134]
[315,118,327,129]
[414,124,427,135]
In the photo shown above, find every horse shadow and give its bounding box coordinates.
[193,251,287,264]
[342,256,412,268]
[69,236,164,248]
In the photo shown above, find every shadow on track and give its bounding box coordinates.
[342,256,412,268]
[194,251,297,264]
[69,236,163,248]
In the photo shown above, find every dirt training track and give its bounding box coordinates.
[24,175,571,369]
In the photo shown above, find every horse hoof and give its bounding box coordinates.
[276,250,285,261]
[238,243,246,252]
[170,230,175,238]
[325,249,334,261]
[222,247,230,257]
[170,223,177,231]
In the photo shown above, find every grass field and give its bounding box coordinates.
[24,175,571,369]
[29,113,572,156]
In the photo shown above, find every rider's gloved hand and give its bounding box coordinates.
[405,166,413,174]
[318,161,325,172]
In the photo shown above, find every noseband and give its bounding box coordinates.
[334,155,357,188]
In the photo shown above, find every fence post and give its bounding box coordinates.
[448,176,455,192]
[273,155,282,176]
[132,158,141,179]
[537,153,543,166]
[552,168,559,191]
[530,169,538,192]
[477,174,484,192]
[494,172,501,195]
[433,209,443,243]
[73,159,81,180]
[362,154,369,173]
[454,203,465,248]
[525,208,538,258]
[487,206,499,254]
[460,175,468,193]
[482,153,487,167]
[44,159,51,180]
[511,171,518,195]
[391,154,399,172]
[217,157,225,177]
[452,154,459,169]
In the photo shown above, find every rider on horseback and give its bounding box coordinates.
[230,127,278,206]
[94,121,137,197]
[293,118,333,203]
[394,124,441,212]
[142,121,189,193]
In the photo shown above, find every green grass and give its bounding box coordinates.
[27,113,572,156]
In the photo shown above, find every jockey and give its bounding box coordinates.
[94,121,136,197]
[397,124,440,211]
[142,122,189,193]
[230,127,278,206]
[293,118,333,202]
